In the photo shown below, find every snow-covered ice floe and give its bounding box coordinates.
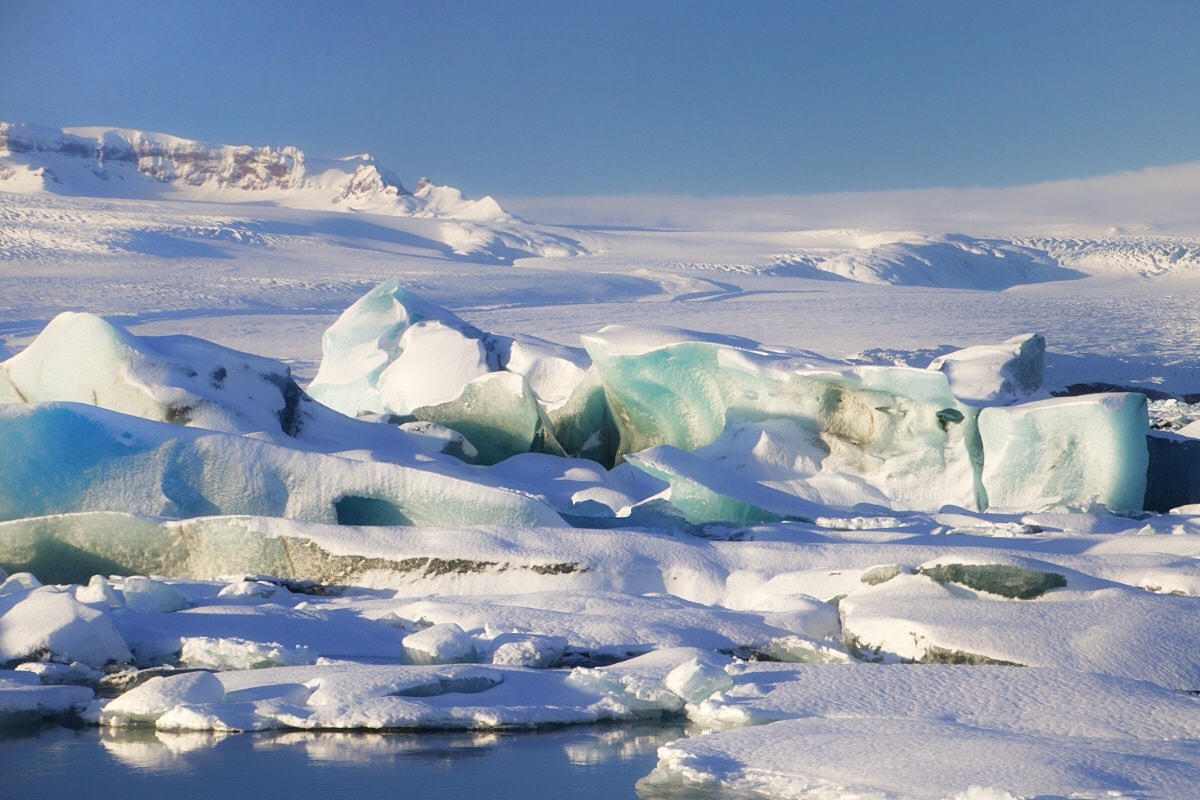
[3,278,1200,799]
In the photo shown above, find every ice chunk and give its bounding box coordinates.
[297,663,502,708]
[403,623,479,665]
[838,559,1200,688]
[757,634,852,664]
[396,419,479,461]
[917,563,1066,599]
[0,587,132,667]
[584,326,981,511]
[663,657,734,704]
[0,572,41,595]
[542,366,619,463]
[216,579,284,601]
[568,648,733,714]
[487,633,568,668]
[490,333,590,411]
[978,393,1148,512]
[624,444,825,524]
[486,452,663,520]
[307,278,492,417]
[121,576,190,613]
[117,663,643,731]
[0,311,308,437]
[414,371,557,465]
[391,592,805,659]
[0,670,93,727]
[101,670,225,726]
[378,320,492,414]
[13,659,103,686]
[928,333,1047,405]
[0,403,565,528]
[75,575,123,610]
[179,636,316,670]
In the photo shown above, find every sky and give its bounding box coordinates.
[2,0,1199,199]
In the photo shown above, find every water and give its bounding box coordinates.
[0,722,689,798]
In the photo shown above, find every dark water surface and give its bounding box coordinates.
[1,722,687,798]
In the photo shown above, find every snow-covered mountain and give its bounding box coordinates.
[8,121,1200,289]
[0,122,507,221]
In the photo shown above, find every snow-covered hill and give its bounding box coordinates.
[0,122,506,221]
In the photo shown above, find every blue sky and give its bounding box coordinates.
[2,0,1198,198]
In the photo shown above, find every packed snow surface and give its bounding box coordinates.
[4,124,1200,798]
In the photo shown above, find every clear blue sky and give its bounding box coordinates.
[2,0,1198,198]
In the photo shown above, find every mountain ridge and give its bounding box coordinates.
[0,122,507,222]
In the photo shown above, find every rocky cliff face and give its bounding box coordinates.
[1,123,316,191]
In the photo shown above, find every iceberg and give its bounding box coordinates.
[402,623,479,665]
[306,278,493,418]
[978,393,1149,512]
[0,311,307,437]
[0,586,132,668]
[583,325,983,510]
[0,670,93,727]
[306,280,608,463]
[0,402,565,528]
[928,332,1047,406]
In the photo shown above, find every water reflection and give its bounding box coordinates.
[3,722,691,799]
[100,727,234,771]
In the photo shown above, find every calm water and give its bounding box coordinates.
[1,722,690,798]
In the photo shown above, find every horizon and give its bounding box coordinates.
[7,119,1200,236]
[3,1,1199,200]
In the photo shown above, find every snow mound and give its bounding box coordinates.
[771,232,1083,288]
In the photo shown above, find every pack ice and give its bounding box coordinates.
[2,280,1196,800]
